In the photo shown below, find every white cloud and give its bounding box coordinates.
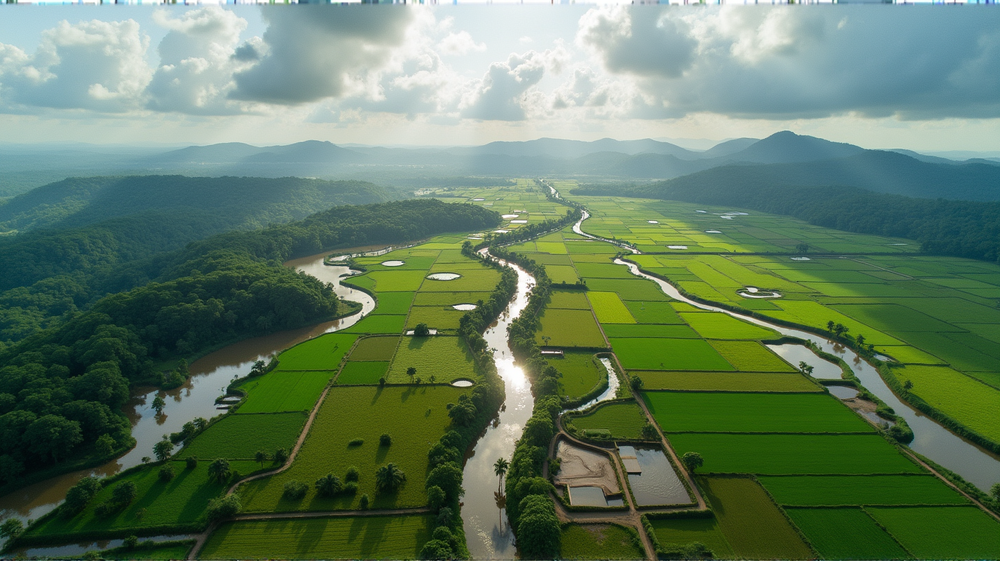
[438,31,486,56]
[461,48,568,121]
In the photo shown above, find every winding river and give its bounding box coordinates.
[571,210,999,492]
[0,252,375,551]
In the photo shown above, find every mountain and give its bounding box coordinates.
[698,137,759,159]
[448,137,700,160]
[721,131,865,164]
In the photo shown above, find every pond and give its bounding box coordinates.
[452,303,477,311]
[568,486,624,508]
[827,385,860,399]
[381,260,405,267]
[426,272,461,281]
[553,440,622,508]
[617,446,690,507]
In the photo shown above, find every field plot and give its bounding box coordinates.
[876,345,946,365]
[239,386,463,512]
[548,265,580,284]
[648,516,734,558]
[892,365,1000,442]
[550,351,604,398]
[200,515,434,560]
[678,313,776,340]
[275,333,357,371]
[100,541,194,559]
[548,290,592,309]
[758,474,968,506]
[366,270,428,292]
[566,401,648,439]
[785,507,909,559]
[584,278,672,302]
[698,477,813,559]
[867,506,1000,559]
[371,292,415,315]
[419,267,501,292]
[348,336,399,361]
[575,262,637,280]
[412,291,492,307]
[831,303,961,333]
[610,338,734,371]
[559,524,645,560]
[536,309,607,348]
[343,315,406,335]
[27,460,259,537]
[406,306,466,331]
[668,434,923,475]
[337,361,390,385]
[601,324,699,338]
[707,341,794,372]
[386,336,476,383]
[176,413,307,459]
[635,371,820,393]
[587,291,637,324]
[645,392,872,433]
[236,370,335,413]
[623,301,684,324]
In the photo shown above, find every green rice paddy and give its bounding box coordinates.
[635,371,821,393]
[176,412,307,460]
[609,338,734,371]
[758,475,968,506]
[891,365,1000,442]
[648,516,734,558]
[386,336,477,384]
[678,313,776,340]
[866,506,1000,559]
[274,333,357,371]
[587,291,637,324]
[348,336,400,361]
[566,401,648,439]
[707,340,795,372]
[336,361,390,385]
[235,370,335,413]
[550,351,605,398]
[536,309,607,348]
[559,524,645,560]
[785,507,909,559]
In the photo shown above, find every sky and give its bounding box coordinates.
[0,5,998,151]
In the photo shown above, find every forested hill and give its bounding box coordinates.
[0,175,393,234]
[0,199,499,490]
[573,182,1000,264]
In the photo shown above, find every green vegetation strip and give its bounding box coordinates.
[668,434,924,475]
[785,507,909,559]
[866,506,1000,559]
[634,371,820,393]
[758,474,969,506]
[348,337,400,361]
[559,523,646,560]
[566,401,648,440]
[275,333,357,371]
[610,338,734,371]
[177,413,307,460]
[645,392,873,434]
[199,515,435,560]
[236,370,335,414]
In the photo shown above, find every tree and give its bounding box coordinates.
[153,438,174,461]
[427,485,446,511]
[255,450,268,469]
[112,481,138,506]
[681,452,704,474]
[315,474,343,498]
[159,464,175,482]
[273,448,289,465]
[1,518,24,541]
[796,243,809,254]
[358,494,370,509]
[516,495,560,559]
[380,433,392,446]
[426,463,463,500]
[414,323,430,337]
[833,323,849,339]
[208,458,231,483]
[62,476,102,517]
[186,456,198,470]
[991,483,1000,503]
[827,320,836,333]
[493,457,509,493]
[641,423,659,440]
[798,361,814,376]
[631,376,644,391]
[207,494,241,521]
[283,480,308,500]
[24,415,83,464]
[123,535,139,550]
[95,434,115,456]
[407,367,417,379]
[151,396,166,415]
[375,463,406,494]
[856,334,866,348]
[904,380,914,390]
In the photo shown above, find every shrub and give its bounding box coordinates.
[359,494,370,509]
[681,452,704,473]
[380,433,392,446]
[273,448,289,464]
[315,474,343,498]
[427,485,446,511]
[158,464,176,483]
[112,481,138,506]
[0,518,23,541]
[348,438,364,447]
[123,535,138,550]
[207,494,241,521]
[185,456,198,470]
[345,466,360,482]
[420,539,454,560]
[62,476,102,518]
[283,480,308,500]
[658,542,713,559]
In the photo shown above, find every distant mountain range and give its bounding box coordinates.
[1,131,999,202]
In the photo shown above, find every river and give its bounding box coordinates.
[0,252,374,547]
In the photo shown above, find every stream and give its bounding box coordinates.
[0,251,375,552]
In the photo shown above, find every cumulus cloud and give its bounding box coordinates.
[146,7,250,114]
[230,6,413,105]
[461,50,554,121]
[577,6,1000,120]
[438,31,486,56]
[0,19,151,113]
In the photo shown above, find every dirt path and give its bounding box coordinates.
[899,448,1000,523]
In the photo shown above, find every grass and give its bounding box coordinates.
[406,306,466,331]
[239,386,463,512]
[634,371,820,393]
[176,413,307,460]
[587,291,637,324]
[536,309,607,348]
[785,507,909,559]
[199,515,435,560]
[644,392,873,434]
[668,434,924,475]
[866,506,1000,559]
[678,313,776,340]
[365,271,429,292]
[348,337,400,361]
[548,290,592,309]
[601,324,699,338]
[698,476,813,559]
[609,338,734,371]
[386,336,476,384]
[337,361,390,385]
[892,365,1000,443]
[27,460,259,536]
[624,301,684,324]
[559,523,645,560]
[648,516,734,558]
[275,333,357,371]
[550,352,605,399]
[707,341,795,372]
[758,474,968,506]
[343,315,406,335]
[236,370,335,414]
[566,401,648,439]
[372,292,415,315]
[548,265,581,284]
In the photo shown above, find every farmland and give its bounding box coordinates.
[647,516,733,558]
[565,401,648,439]
[758,475,968,506]
[176,412,307,460]
[785,507,909,559]
[559,524,645,559]
[535,309,607,348]
[587,291,637,324]
[336,361,390,385]
[235,370,336,413]
[386,336,477,384]
[200,515,435,559]
[549,351,605,399]
[866,506,1000,559]
[635,371,821,393]
[609,338,734,371]
[272,333,358,371]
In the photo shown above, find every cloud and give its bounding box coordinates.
[0,19,151,113]
[460,49,557,121]
[230,6,413,105]
[438,31,486,56]
[577,6,1000,120]
[145,7,250,114]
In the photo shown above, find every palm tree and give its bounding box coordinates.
[374,463,406,493]
[208,458,231,483]
[493,457,509,493]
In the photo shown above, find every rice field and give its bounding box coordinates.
[601,324,699,339]
[587,291,637,324]
[648,516,734,558]
[235,370,335,413]
[343,314,406,335]
[566,401,649,439]
[176,412,307,460]
[548,290,592,309]
[609,338,735,371]
[622,301,684,324]
[386,335,477,383]
[550,351,605,398]
[645,392,873,434]
[866,506,1000,559]
[635,371,821,393]
[698,477,814,559]
[707,340,795,372]
[405,306,467,331]
[678,313,777,340]
[371,292,415,315]
[348,336,400,361]
[758,474,968,506]
[891,364,1000,442]
[274,333,357,371]
[667,433,924,475]
[785,507,909,559]
[200,515,435,559]
[336,361,390,385]
[536,309,608,348]
[559,524,645,560]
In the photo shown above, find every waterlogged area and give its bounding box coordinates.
[14,534,195,558]
[617,446,689,507]
[0,251,374,541]
[460,254,536,560]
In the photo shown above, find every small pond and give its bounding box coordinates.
[472,198,485,201]
[427,272,461,281]
[695,210,707,213]
[568,486,624,508]
[554,440,622,508]
[790,256,811,261]
[647,220,659,224]
[720,216,734,220]
[765,343,843,379]
[453,303,477,311]
[667,245,688,250]
[405,328,439,335]
[617,446,689,507]
[705,230,722,234]
[737,286,782,299]
[494,229,509,234]
[827,385,859,399]
[451,379,474,388]
[501,214,519,219]
[381,260,405,267]
[510,220,528,224]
